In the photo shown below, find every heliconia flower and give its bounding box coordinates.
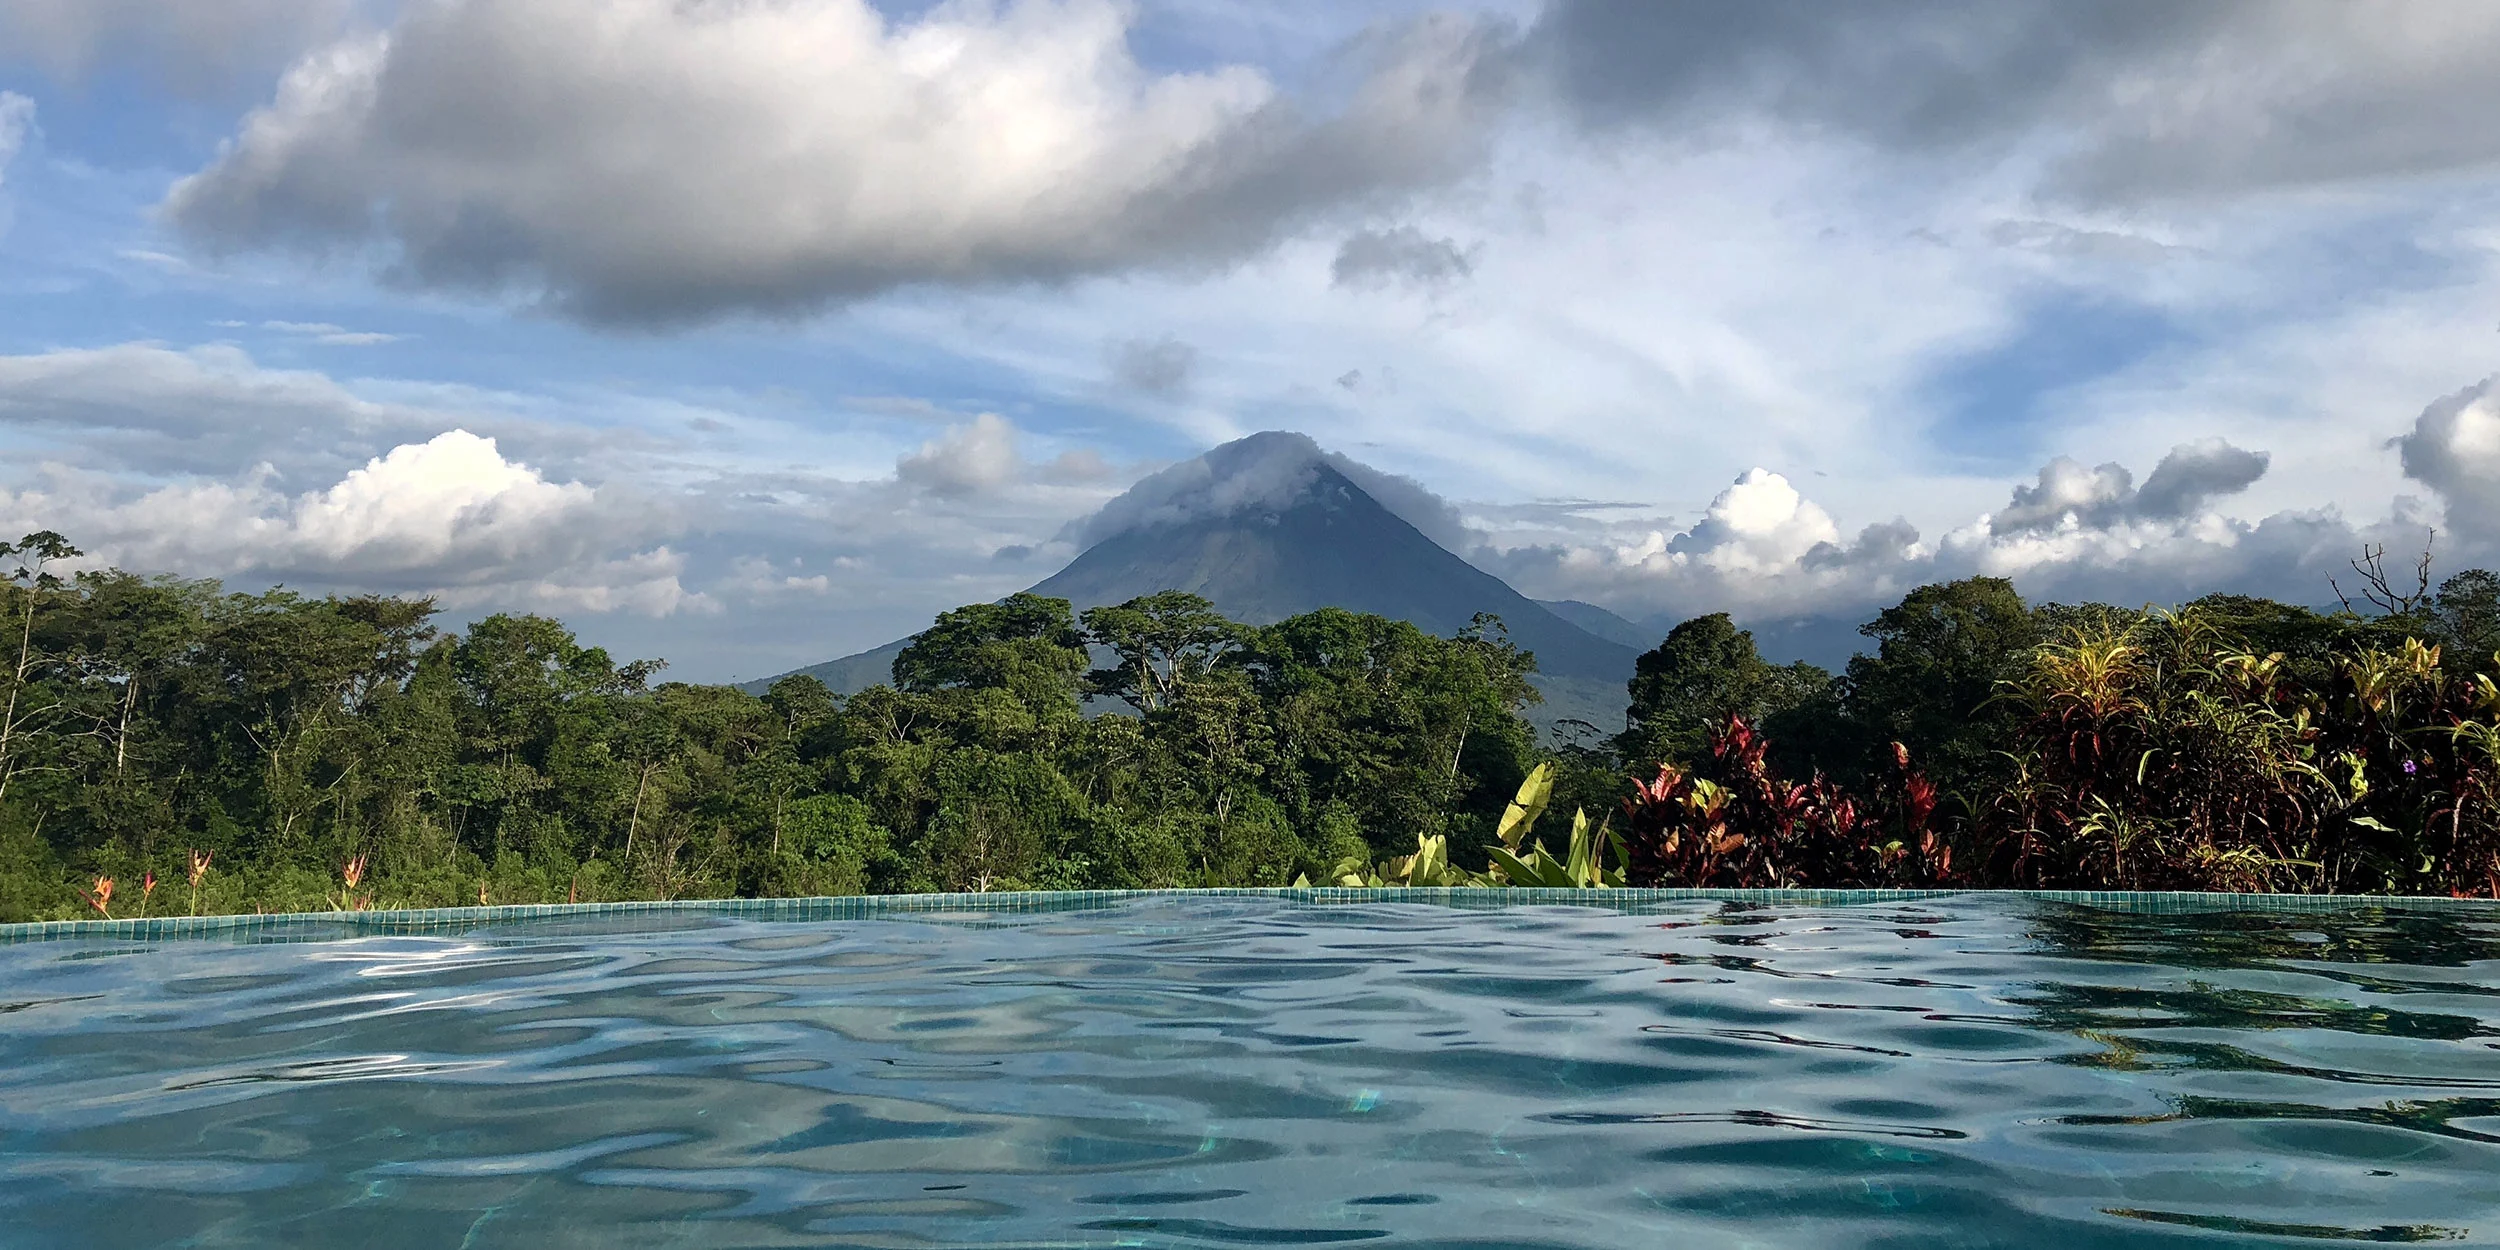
[87,876,114,918]
[142,871,157,896]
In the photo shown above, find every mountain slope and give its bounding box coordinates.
[1537,598,1654,650]
[751,433,1637,725]
[751,637,908,698]
[1028,459,1634,681]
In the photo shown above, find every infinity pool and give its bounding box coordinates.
[4,893,2497,1247]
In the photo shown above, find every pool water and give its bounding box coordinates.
[4,894,2498,1248]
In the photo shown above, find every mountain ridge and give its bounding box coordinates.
[748,433,1641,732]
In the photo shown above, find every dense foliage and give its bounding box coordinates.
[0,541,1538,920]
[7,530,2500,920]
[1599,569,2500,897]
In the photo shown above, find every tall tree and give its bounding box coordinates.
[1081,591,1244,713]
[1843,577,2038,794]
[1618,612,1828,770]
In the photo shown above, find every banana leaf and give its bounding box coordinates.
[1497,763,1556,852]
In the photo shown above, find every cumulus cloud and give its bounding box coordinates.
[1803,518,1921,571]
[898,414,1024,499]
[0,430,704,615]
[1075,429,1472,551]
[2397,376,2500,539]
[0,340,1149,673]
[1993,458,2138,535]
[164,0,1511,326]
[1478,432,2377,633]
[1991,439,2269,536]
[287,430,590,568]
[1664,468,1842,574]
[1524,0,2500,201]
[1331,225,1475,291]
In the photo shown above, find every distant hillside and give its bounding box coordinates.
[1537,598,1654,650]
[745,637,908,698]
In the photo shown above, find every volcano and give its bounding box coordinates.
[760,432,1641,731]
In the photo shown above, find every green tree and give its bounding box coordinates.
[1617,612,1829,771]
[1082,591,1245,713]
[893,593,1086,710]
[1842,577,2038,795]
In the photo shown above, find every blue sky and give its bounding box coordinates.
[2,0,2499,681]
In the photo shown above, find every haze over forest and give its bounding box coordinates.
[2,1,2499,680]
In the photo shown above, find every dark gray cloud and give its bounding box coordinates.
[1331,225,1475,291]
[1524,0,2500,200]
[2136,439,2272,520]
[1802,517,1919,570]
[1990,438,2269,536]
[1527,0,2229,149]
[1110,336,1197,398]
[0,341,431,479]
[166,1,1515,328]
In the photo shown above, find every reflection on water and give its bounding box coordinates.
[4,896,2499,1247]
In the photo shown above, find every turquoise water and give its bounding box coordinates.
[4,894,2498,1248]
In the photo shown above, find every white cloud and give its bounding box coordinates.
[0,340,1145,673]
[0,341,435,475]
[717,555,834,600]
[0,92,33,190]
[0,429,706,616]
[259,319,400,345]
[897,413,1023,499]
[1994,457,2137,535]
[164,0,1509,325]
[290,430,590,567]
[1480,432,2400,628]
[2397,376,2500,540]
[1664,468,1842,574]
[0,0,358,92]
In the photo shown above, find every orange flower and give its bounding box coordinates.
[86,876,114,918]
[185,849,213,917]
[342,854,367,891]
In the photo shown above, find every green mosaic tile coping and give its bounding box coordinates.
[5,887,2495,945]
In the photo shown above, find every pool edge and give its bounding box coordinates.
[5,886,2495,944]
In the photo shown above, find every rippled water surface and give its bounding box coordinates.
[6,895,2500,1248]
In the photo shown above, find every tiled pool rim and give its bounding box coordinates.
[7,886,2497,944]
